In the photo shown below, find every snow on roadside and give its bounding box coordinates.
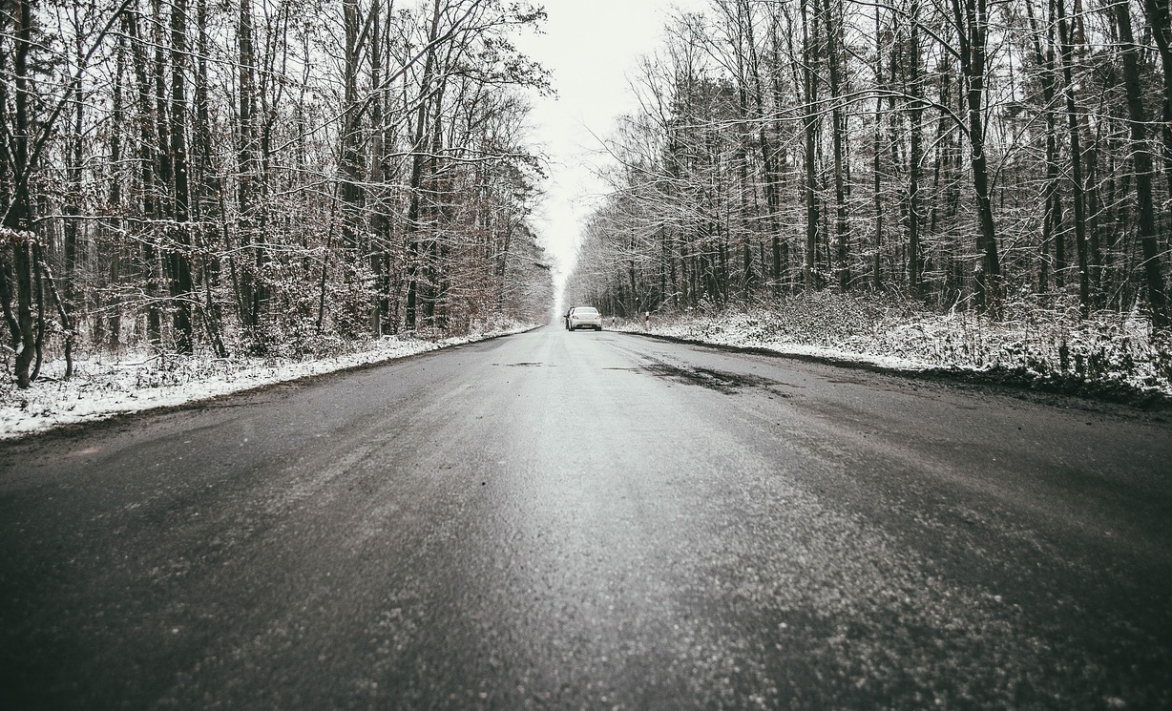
[1,325,532,440]
[611,294,1172,400]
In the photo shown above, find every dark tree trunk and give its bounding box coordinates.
[1115,1,1168,328]
[235,0,261,332]
[907,0,925,297]
[1026,0,1064,295]
[167,0,194,353]
[1056,0,1091,316]
[7,0,37,388]
[741,0,783,295]
[63,42,84,349]
[950,0,1003,312]
[871,7,886,292]
[1140,0,1172,200]
[800,0,820,290]
[405,0,443,332]
[106,31,127,349]
[822,0,850,292]
[126,8,163,347]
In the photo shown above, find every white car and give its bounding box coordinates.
[567,306,603,331]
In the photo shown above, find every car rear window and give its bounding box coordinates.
[575,308,598,314]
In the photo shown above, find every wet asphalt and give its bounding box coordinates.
[1,325,1170,710]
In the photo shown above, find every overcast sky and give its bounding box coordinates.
[513,0,708,295]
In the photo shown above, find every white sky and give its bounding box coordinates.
[513,0,708,295]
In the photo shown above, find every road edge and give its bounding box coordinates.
[0,328,536,445]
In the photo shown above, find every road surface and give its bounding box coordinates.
[2,326,1170,709]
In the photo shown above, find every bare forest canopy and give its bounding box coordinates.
[1,0,555,389]
[564,0,1172,335]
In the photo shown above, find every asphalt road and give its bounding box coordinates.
[2,326,1171,710]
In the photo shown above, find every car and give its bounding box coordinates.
[567,306,603,331]
[564,306,583,330]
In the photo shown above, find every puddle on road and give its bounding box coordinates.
[825,376,869,386]
[644,361,784,395]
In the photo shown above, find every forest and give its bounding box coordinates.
[1,0,555,390]
[566,0,1172,346]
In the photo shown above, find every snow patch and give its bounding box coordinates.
[1,325,532,440]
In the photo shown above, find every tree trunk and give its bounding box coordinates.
[338,0,366,256]
[106,30,127,349]
[62,36,84,351]
[235,0,261,332]
[907,0,924,297]
[405,0,443,332]
[800,0,820,290]
[1055,0,1091,316]
[193,0,225,357]
[368,0,392,335]
[871,6,885,292]
[822,0,850,292]
[1140,0,1172,199]
[1025,0,1063,295]
[740,0,783,295]
[125,8,163,347]
[950,0,1002,312]
[7,0,37,388]
[1114,1,1168,328]
[168,0,195,353]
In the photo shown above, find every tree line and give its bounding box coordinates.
[567,0,1171,332]
[1,0,554,389]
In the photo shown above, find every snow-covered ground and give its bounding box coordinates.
[612,293,1172,401]
[1,325,533,440]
